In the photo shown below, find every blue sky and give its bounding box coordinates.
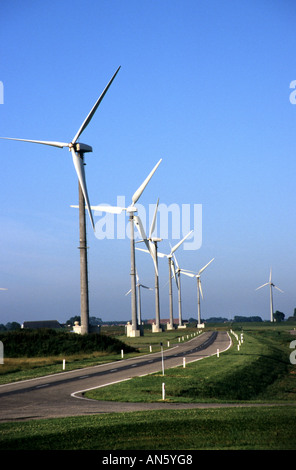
[0,0,295,325]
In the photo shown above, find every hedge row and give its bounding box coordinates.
[0,329,137,357]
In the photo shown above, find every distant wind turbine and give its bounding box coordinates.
[172,252,189,328]
[89,158,162,336]
[125,270,153,325]
[134,199,163,332]
[179,258,214,325]
[1,66,121,334]
[137,230,193,329]
[256,268,283,322]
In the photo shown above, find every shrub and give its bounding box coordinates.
[0,329,136,357]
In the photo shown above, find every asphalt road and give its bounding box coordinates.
[0,331,232,422]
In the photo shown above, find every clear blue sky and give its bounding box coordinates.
[0,0,295,325]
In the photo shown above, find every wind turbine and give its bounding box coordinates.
[256,268,283,322]
[137,230,193,329]
[178,258,214,325]
[1,66,121,334]
[125,270,153,326]
[172,252,189,328]
[89,158,162,336]
[134,199,163,332]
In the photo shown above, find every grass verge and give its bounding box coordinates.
[0,406,295,450]
[85,329,296,403]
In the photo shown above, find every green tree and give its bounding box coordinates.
[273,311,285,322]
[5,322,21,330]
[66,316,80,326]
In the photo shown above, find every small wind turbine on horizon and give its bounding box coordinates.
[88,158,162,336]
[178,258,214,325]
[125,270,153,326]
[1,67,121,334]
[256,268,283,322]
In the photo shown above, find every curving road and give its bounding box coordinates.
[0,331,231,422]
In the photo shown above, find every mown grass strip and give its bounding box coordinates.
[0,406,295,450]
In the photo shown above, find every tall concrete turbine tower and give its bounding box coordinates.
[1,67,121,334]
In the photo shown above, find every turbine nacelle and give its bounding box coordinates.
[127,206,138,213]
[71,142,93,154]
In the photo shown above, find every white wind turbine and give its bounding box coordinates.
[89,158,162,336]
[1,67,121,334]
[125,270,153,326]
[134,198,163,332]
[256,268,284,322]
[178,258,214,325]
[137,230,193,329]
[172,252,189,328]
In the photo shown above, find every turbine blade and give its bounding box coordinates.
[90,204,125,214]
[72,66,121,144]
[199,280,204,300]
[180,270,195,278]
[149,198,159,238]
[198,258,215,275]
[175,271,180,290]
[134,215,149,249]
[162,279,170,289]
[134,215,159,275]
[269,267,272,283]
[170,230,193,255]
[256,282,269,290]
[71,204,125,215]
[135,268,140,284]
[140,284,153,290]
[135,246,162,271]
[172,252,179,269]
[170,258,177,282]
[274,285,284,293]
[134,216,159,275]
[131,159,162,205]
[135,247,150,255]
[71,148,94,230]
[156,251,168,258]
[148,240,159,276]
[0,137,69,148]
[125,289,131,296]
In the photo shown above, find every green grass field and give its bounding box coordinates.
[0,406,295,450]
[0,324,295,450]
[86,328,296,403]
